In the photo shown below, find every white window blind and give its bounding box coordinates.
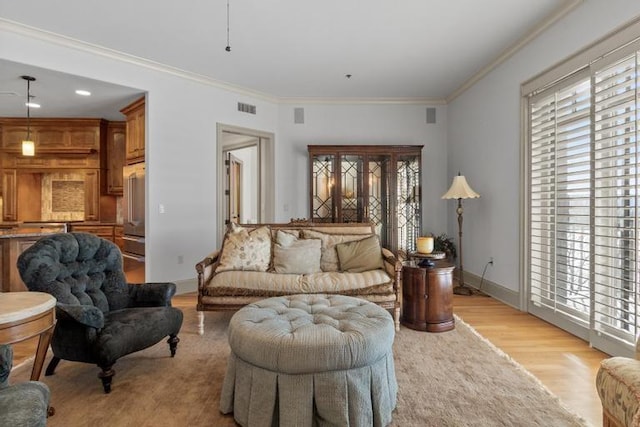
[592,52,639,345]
[527,44,640,355]
[529,73,591,325]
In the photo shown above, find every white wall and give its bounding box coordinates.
[0,24,278,282]
[276,104,449,235]
[447,0,640,295]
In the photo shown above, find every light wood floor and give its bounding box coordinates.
[10,293,606,426]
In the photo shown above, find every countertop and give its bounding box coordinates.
[0,221,122,238]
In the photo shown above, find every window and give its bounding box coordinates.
[525,36,640,356]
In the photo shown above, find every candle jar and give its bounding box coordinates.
[416,236,434,254]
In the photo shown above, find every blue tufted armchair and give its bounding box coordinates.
[17,232,184,393]
[0,344,50,426]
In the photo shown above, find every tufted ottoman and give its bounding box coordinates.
[220,294,397,427]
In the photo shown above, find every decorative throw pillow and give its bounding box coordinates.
[336,234,385,273]
[276,230,298,247]
[273,238,322,274]
[301,230,369,272]
[216,224,272,272]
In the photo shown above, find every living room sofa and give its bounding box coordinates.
[195,221,402,333]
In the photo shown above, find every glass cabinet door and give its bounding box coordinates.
[396,155,421,253]
[339,155,364,223]
[368,156,391,249]
[311,154,335,222]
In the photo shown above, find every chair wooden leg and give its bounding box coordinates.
[45,356,61,376]
[98,365,115,394]
[198,311,204,335]
[168,334,180,357]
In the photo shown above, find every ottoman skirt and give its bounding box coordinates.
[221,351,397,427]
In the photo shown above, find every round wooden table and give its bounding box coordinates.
[0,292,56,380]
[402,261,455,332]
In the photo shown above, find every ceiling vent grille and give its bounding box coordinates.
[237,102,256,115]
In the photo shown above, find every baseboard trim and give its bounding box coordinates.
[459,271,520,309]
[175,278,198,295]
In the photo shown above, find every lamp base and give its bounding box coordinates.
[453,284,489,296]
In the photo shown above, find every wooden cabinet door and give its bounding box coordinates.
[84,170,100,221]
[106,122,125,195]
[2,170,17,222]
[121,97,145,164]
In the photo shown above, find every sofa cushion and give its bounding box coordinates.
[216,225,271,272]
[273,237,322,274]
[301,230,370,272]
[206,269,392,296]
[336,235,385,273]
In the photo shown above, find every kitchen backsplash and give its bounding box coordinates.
[41,173,85,221]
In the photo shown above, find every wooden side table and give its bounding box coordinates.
[402,261,455,332]
[0,292,56,380]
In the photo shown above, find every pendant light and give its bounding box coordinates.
[21,75,36,157]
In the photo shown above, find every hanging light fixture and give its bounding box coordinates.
[21,75,36,156]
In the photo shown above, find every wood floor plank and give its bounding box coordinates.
[9,292,607,426]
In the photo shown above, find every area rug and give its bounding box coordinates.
[11,309,589,427]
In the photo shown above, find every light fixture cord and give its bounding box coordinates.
[26,78,31,140]
[225,0,231,51]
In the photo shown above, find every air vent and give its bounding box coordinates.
[426,107,436,124]
[237,102,256,115]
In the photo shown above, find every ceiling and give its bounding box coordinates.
[0,0,577,118]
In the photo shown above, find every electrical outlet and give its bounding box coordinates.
[489,257,494,265]
[177,255,184,264]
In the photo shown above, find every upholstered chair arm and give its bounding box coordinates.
[0,345,12,388]
[381,248,402,278]
[56,303,105,329]
[127,282,177,307]
[597,356,640,427]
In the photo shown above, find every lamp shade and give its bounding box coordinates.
[22,140,35,156]
[442,175,480,199]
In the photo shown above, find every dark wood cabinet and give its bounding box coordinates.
[402,261,455,332]
[308,145,423,253]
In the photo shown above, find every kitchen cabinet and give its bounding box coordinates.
[308,145,422,253]
[2,170,17,222]
[106,122,125,195]
[1,169,102,222]
[114,225,124,250]
[0,118,105,153]
[83,170,100,222]
[120,97,145,165]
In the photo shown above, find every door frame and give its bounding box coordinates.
[216,123,275,244]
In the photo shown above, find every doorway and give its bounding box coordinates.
[217,124,275,243]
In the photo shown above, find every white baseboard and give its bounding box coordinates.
[458,271,520,309]
[174,278,198,295]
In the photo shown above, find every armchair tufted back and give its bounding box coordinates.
[17,233,130,313]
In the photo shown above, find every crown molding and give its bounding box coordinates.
[0,18,279,103]
[277,97,447,105]
[446,0,584,103]
[2,0,584,108]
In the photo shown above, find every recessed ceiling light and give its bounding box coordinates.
[25,102,40,108]
[75,89,91,96]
